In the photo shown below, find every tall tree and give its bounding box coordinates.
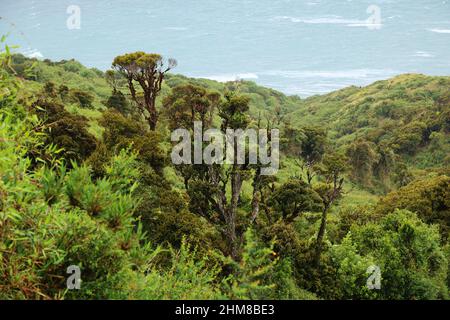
[314,152,348,265]
[206,93,252,260]
[163,84,219,189]
[112,52,177,130]
[163,84,217,131]
[298,126,327,185]
[268,179,323,223]
[167,90,270,260]
[105,70,119,92]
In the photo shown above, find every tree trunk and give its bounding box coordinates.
[228,168,243,260]
[148,113,157,131]
[147,96,158,131]
[250,168,261,224]
[315,205,329,266]
[226,210,238,260]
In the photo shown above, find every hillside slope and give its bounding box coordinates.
[12,54,450,192]
[3,51,450,300]
[286,74,450,191]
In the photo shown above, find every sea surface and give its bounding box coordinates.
[1,0,450,96]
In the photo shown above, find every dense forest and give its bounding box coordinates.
[1,38,449,300]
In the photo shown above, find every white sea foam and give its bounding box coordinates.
[281,85,347,97]
[273,15,357,24]
[198,73,259,82]
[259,69,397,80]
[428,28,450,34]
[272,15,382,28]
[196,69,399,97]
[413,51,435,58]
[347,22,382,28]
[22,49,43,59]
[258,68,401,97]
[164,27,188,31]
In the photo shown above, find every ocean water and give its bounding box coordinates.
[1,0,449,97]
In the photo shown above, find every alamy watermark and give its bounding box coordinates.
[66,5,81,30]
[366,5,382,30]
[171,122,280,175]
[67,265,81,290]
[366,265,381,290]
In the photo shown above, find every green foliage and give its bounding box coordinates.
[43,81,57,98]
[268,179,323,221]
[337,209,449,299]
[105,90,130,114]
[328,236,378,299]
[112,51,177,130]
[133,239,224,300]
[36,164,67,205]
[319,152,349,181]
[1,50,23,110]
[136,167,219,251]
[288,74,450,188]
[346,139,379,185]
[98,109,166,172]
[391,121,427,155]
[58,84,69,102]
[219,93,251,129]
[280,124,303,156]
[32,99,98,163]
[1,104,144,298]
[62,60,84,73]
[375,175,450,240]
[226,229,278,299]
[1,86,222,299]
[163,83,218,130]
[2,46,449,301]
[70,89,94,109]
[0,121,222,298]
[299,126,327,164]
[113,52,163,69]
[266,259,318,300]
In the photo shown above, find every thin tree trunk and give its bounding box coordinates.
[315,204,329,266]
[228,168,243,260]
[148,97,158,131]
[250,168,261,224]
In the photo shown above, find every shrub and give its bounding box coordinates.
[70,89,94,109]
[335,209,449,299]
[105,90,130,114]
[32,100,97,163]
[375,175,450,240]
[99,109,166,172]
